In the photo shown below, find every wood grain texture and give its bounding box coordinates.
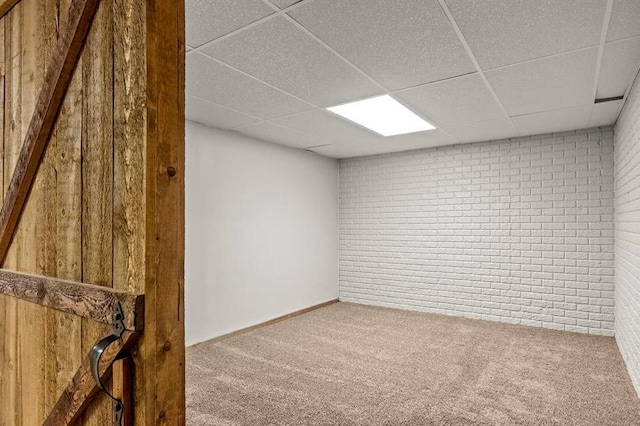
[44,0,83,422]
[113,0,148,423]
[81,0,115,422]
[0,1,186,423]
[0,0,19,19]
[144,0,186,423]
[0,20,5,426]
[0,269,144,330]
[113,0,146,296]
[82,0,113,293]
[113,356,135,426]
[0,0,100,265]
[36,4,61,420]
[43,330,140,426]
[18,1,49,422]
[1,5,22,424]
[4,3,31,424]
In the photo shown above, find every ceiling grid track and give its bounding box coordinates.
[622,62,640,105]
[188,0,311,55]
[188,94,265,122]
[620,33,640,103]
[187,92,338,144]
[194,51,318,111]
[185,0,640,157]
[261,0,280,12]
[437,0,521,137]
[588,0,616,125]
[191,50,340,137]
[483,45,600,73]
[259,0,462,143]
[192,0,466,145]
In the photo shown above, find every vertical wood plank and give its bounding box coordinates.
[44,0,84,421]
[55,0,83,283]
[36,0,60,281]
[1,0,19,270]
[17,0,46,422]
[81,0,114,422]
[40,0,61,418]
[113,0,147,422]
[113,0,146,295]
[15,0,45,424]
[0,7,18,426]
[145,0,186,423]
[113,356,135,426]
[39,4,62,421]
[0,14,8,424]
[0,17,5,425]
[0,0,4,205]
[82,0,113,292]
[0,5,22,425]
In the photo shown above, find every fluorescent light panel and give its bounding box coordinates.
[327,95,435,137]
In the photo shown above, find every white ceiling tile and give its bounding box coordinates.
[607,0,640,42]
[269,0,302,8]
[289,0,475,91]
[305,144,370,159]
[186,0,274,47]
[445,0,605,69]
[233,122,321,149]
[184,0,617,158]
[271,110,383,144]
[331,130,457,158]
[395,74,505,127]
[388,129,458,148]
[486,48,598,116]
[443,119,518,144]
[597,38,640,99]
[202,17,382,107]
[511,105,592,135]
[186,53,314,120]
[186,96,258,130]
[271,109,458,157]
[590,100,624,127]
[271,111,459,158]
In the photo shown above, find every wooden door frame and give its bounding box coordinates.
[143,0,186,423]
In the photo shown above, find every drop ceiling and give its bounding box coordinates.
[186,0,640,158]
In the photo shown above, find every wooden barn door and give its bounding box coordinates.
[0,0,185,424]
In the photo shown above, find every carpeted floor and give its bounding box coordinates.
[186,302,640,425]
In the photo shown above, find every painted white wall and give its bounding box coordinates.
[615,72,640,398]
[185,121,339,346]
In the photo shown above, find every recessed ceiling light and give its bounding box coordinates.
[327,95,435,137]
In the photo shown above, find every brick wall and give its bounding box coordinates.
[339,128,615,336]
[615,73,640,396]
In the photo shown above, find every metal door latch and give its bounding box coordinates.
[89,302,129,426]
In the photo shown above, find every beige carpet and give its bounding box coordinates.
[186,302,640,425]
